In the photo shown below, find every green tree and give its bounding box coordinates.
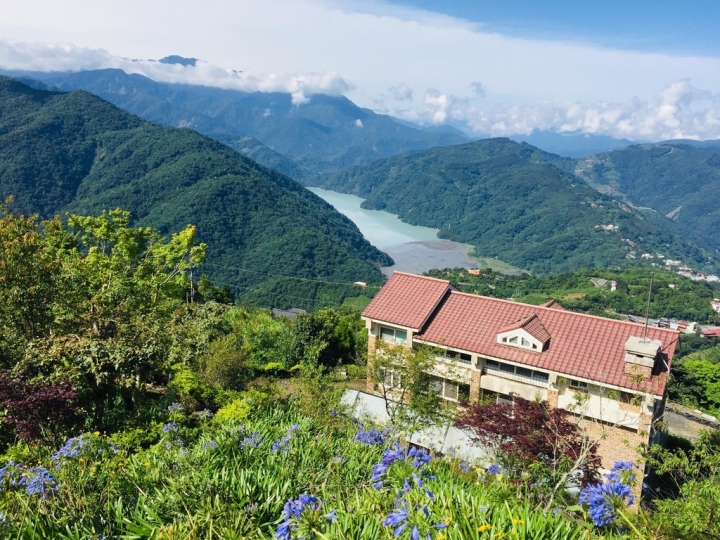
[369,341,450,435]
[1,206,207,430]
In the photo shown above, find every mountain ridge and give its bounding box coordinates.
[5,68,468,178]
[0,76,391,307]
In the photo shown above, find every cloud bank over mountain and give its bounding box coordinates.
[0,40,352,105]
[3,0,720,141]
[396,80,720,140]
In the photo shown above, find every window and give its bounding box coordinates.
[444,350,472,365]
[499,362,515,374]
[444,381,459,400]
[483,359,549,384]
[497,393,514,406]
[570,380,588,392]
[380,326,407,345]
[430,377,467,402]
[498,332,543,352]
[516,367,532,378]
[620,391,640,405]
[377,368,402,389]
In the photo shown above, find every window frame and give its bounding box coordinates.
[483,359,550,385]
[379,326,408,345]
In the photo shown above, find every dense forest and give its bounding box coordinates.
[575,143,720,246]
[314,138,717,275]
[0,76,391,307]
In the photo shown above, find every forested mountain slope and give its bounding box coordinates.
[315,138,717,275]
[0,76,391,305]
[574,143,720,245]
[8,68,467,178]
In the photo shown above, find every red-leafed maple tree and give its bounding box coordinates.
[0,372,80,442]
[455,394,601,506]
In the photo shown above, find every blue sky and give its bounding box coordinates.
[391,0,718,56]
[1,0,720,140]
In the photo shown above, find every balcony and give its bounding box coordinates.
[483,360,550,389]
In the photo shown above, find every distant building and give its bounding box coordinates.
[641,253,654,259]
[362,272,678,474]
[468,268,481,275]
[702,327,720,339]
[712,299,720,315]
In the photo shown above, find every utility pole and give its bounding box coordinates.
[643,271,654,342]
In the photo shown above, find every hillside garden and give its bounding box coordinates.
[0,206,719,539]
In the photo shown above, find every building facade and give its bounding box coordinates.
[361,272,679,470]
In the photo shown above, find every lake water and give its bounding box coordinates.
[308,187,483,276]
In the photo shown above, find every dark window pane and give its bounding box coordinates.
[516,367,532,378]
[532,371,549,382]
[499,362,515,373]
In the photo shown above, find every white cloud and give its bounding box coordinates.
[0,40,353,101]
[387,82,413,101]
[3,1,720,140]
[397,80,720,140]
[354,119,363,127]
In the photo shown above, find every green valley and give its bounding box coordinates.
[314,138,718,275]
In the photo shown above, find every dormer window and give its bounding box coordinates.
[496,314,550,352]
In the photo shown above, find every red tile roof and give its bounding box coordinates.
[365,273,679,395]
[497,314,551,344]
[541,299,566,311]
[362,272,451,330]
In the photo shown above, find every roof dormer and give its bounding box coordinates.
[496,314,550,352]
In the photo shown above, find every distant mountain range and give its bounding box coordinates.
[3,68,719,282]
[0,76,391,307]
[312,138,719,275]
[0,68,467,180]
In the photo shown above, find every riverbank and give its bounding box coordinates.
[308,187,522,276]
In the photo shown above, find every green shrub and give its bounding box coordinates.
[213,398,251,424]
[168,368,217,410]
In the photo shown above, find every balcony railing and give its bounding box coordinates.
[483,363,549,388]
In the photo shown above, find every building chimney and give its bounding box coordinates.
[623,336,661,379]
